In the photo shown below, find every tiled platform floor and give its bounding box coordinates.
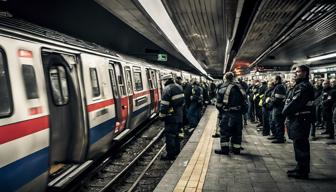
[155,106,336,192]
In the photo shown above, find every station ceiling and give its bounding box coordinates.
[2,0,336,78]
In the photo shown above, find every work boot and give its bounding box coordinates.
[287,171,309,179]
[214,146,229,155]
[267,136,277,140]
[212,133,220,138]
[232,147,240,155]
[271,139,286,144]
[287,167,299,174]
[160,154,176,161]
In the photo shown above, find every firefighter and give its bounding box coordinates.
[282,65,314,179]
[159,74,185,160]
[187,80,203,132]
[215,72,247,155]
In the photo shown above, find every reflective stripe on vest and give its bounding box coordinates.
[223,84,235,105]
[172,93,184,100]
[274,93,286,99]
[161,100,170,105]
[221,142,230,147]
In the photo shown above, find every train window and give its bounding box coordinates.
[112,63,126,96]
[109,68,119,98]
[133,68,143,91]
[0,50,13,117]
[125,67,133,94]
[22,64,39,100]
[90,68,100,97]
[151,70,157,88]
[146,69,153,89]
[49,66,69,105]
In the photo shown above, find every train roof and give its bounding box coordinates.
[0,14,119,57]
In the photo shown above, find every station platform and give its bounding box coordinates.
[154,106,336,192]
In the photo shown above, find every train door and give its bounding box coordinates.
[146,68,155,115]
[109,61,128,134]
[107,64,121,133]
[149,69,159,113]
[124,66,134,129]
[42,52,88,167]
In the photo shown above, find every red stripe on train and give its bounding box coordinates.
[0,116,49,144]
[87,99,115,112]
[133,90,150,98]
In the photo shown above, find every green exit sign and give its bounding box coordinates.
[157,54,167,61]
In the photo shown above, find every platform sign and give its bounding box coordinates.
[157,54,167,61]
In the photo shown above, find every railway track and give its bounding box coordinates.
[80,122,166,192]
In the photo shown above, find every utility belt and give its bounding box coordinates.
[223,105,241,112]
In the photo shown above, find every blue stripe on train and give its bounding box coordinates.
[0,147,49,192]
[89,104,151,145]
[89,118,115,145]
[133,104,150,116]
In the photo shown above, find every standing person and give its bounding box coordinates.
[262,81,275,136]
[247,81,256,122]
[214,72,247,155]
[159,74,185,160]
[270,76,287,143]
[282,65,314,179]
[187,80,203,132]
[238,78,248,125]
[321,80,333,137]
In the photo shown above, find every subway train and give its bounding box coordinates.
[0,16,203,192]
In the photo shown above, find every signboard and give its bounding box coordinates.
[157,54,167,61]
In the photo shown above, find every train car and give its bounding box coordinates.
[0,16,200,192]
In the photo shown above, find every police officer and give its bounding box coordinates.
[215,72,247,155]
[270,76,287,143]
[159,74,185,160]
[282,65,314,179]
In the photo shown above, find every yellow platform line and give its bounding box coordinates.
[174,112,217,192]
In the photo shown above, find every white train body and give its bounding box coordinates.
[0,17,201,191]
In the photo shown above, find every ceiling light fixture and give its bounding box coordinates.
[137,0,207,75]
[307,52,336,62]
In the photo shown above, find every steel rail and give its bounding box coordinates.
[127,144,166,192]
[99,128,165,192]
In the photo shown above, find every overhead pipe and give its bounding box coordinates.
[223,0,245,73]
[248,0,319,68]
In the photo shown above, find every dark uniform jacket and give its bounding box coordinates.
[190,84,203,107]
[271,83,287,110]
[322,87,336,113]
[216,81,246,113]
[282,78,314,139]
[263,87,274,109]
[160,82,185,123]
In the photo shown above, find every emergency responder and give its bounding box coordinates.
[282,65,314,179]
[159,74,185,160]
[187,80,203,132]
[247,80,256,122]
[262,81,275,136]
[213,82,225,138]
[269,76,287,143]
[238,78,248,125]
[175,76,185,139]
[321,79,336,139]
[256,81,267,130]
[215,72,247,155]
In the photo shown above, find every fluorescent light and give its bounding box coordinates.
[307,52,336,62]
[137,0,207,75]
